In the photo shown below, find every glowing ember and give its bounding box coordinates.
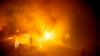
[16,29,19,33]
[8,37,13,40]
[15,41,19,49]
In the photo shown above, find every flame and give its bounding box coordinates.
[5,5,71,51]
[14,30,55,50]
[44,31,53,41]
[13,28,70,50]
[15,34,30,45]
[15,41,19,49]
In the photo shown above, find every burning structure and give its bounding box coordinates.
[0,0,96,56]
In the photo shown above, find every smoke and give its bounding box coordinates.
[0,0,45,32]
[0,0,71,36]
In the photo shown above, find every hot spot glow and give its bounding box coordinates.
[44,31,53,40]
[35,31,54,50]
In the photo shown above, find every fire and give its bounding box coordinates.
[13,24,70,50]
[14,30,58,50]
[15,41,19,49]
[15,34,30,45]
[2,3,70,51]
[44,31,53,41]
